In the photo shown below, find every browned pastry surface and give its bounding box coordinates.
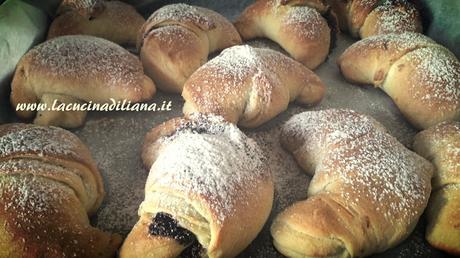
[120,114,274,257]
[235,0,331,69]
[414,122,460,255]
[0,123,121,257]
[11,35,155,128]
[338,32,460,129]
[182,45,326,128]
[360,0,422,38]
[138,3,242,93]
[328,0,422,38]
[271,109,433,257]
[48,0,145,46]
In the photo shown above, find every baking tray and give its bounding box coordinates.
[0,0,455,257]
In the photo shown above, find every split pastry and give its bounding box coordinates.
[413,122,460,255]
[182,45,326,128]
[328,0,422,38]
[48,0,145,46]
[0,123,121,257]
[138,3,242,93]
[271,109,433,257]
[11,35,156,128]
[234,0,331,69]
[338,32,460,129]
[120,114,274,258]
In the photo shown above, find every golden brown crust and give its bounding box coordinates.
[48,0,145,47]
[271,109,433,257]
[10,35,156,128]
[413,122,460,255]
[138,4,242,93]
[349,0,380,36]
[119,217,186,258]
[329,0,422,38]
[360,0,422,38]
[234,0,331,69]
[338,33,460,129]
[140,25,208,93]
[0,123,103,213]
[122,114,274,258]
[56,0,105,16]
[0,123,121,258]
[182,45,326,128]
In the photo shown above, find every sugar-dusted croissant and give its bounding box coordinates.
[271,109,433,257]
[413,122,460,255]
[48,0,145,46]
[338,32,460,129]
[234,0,331,69]
[0,123,121,257]
[182,45,326,128]
[138,3,242,93]
[120,114,274,258]
[11,35,156,128]
[328,0,422,38]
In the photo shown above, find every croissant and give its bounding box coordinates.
[337,32,460,129]
[137,3,242,93]
[120,114,274,258]
[234,0,331,69]
[413,122,460,255]
[328,0,422,38]
[11,35,156,128]
[271,109,433,257]
[182,45,326,128]
[0,123,121,257]
[48,0,145,46]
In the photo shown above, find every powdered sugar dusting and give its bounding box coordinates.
[352,32,435,54]
[185,45,301,119]
[58,0,103,15]
[148,25,190,46]
[28,35,142,89]
[437,140,459,183]
[0,124,78,158]
[283,5,326,39]
[408,47,460,108]
[0,161,84,257]
[187,45,275,111]
[371,0,420,35]
[281,109,432,223]
[204,45,261,87]
[146,3,213,30]
[144,114,270,223]
[0,172,69,221]
[414,121,460,188]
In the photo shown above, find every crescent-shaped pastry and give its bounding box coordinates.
[11,35,155,128]
[182,45,326,128]
[120,114,274,257]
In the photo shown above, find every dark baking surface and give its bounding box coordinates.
[0,1,457,257]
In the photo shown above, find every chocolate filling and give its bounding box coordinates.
[149,212,203,257]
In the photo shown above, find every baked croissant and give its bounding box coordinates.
[234,0,331,69]
[11,35,156,128]
[120,114,274,258]
[338,32,460,129]
[138,3,242,93]
[0,123,121,257]
[328,0,422,38]
[413,122,460,255]
[48,0,145,46]
[182,45,326,128]
[271,109,433,257]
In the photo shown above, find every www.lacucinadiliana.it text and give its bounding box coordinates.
[15,98,173,112]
